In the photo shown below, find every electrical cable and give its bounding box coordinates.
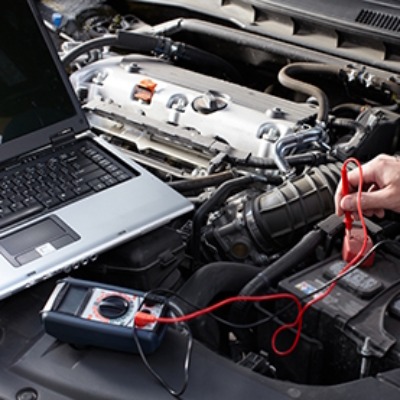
[135,157,369,357]
[132,157,373,396]
[153,289,281,331]
[146,238,394,335]
[133,238,395,398]
[135,293,303,327]
[132,296,193,398]
[253,238,391,327]
[270,157,368,356]
[308,239,392,295]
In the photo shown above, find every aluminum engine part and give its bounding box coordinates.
[70,55,321,176]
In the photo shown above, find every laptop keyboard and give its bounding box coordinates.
[0,140,136,229]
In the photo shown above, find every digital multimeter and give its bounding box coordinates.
[41,277,167,354]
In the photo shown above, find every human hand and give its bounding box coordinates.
[335,154,400,218]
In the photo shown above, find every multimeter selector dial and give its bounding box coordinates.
[98,295,130,319]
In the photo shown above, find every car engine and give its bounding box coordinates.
[35,0,400,393]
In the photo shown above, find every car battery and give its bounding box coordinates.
[258,251,400,384]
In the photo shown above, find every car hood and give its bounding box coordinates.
[132,0,400,73]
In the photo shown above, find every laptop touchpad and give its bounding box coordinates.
[0,216,80,267]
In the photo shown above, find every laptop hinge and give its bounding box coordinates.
[50,128,76,146]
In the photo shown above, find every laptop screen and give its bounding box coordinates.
[0,0,88,159]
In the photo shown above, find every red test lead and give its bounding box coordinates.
[341,158,375,267]
[134,160,378,358]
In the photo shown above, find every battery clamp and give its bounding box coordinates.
[41,277,167,354]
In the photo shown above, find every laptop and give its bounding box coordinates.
[0,0,193,299]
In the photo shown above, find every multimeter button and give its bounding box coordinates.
[98,295,129,319]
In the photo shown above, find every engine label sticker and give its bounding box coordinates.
[295,281,318,295]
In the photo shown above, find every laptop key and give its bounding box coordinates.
[100,175,118,187]
[35,192,60,208]
[73,184,92,195]
[77,169,106,182]
[57,190,75,202]
[10,202,25,212]
[88,179,107,191]
[0,203,44,229]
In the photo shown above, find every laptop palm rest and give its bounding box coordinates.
[0,216,80,267]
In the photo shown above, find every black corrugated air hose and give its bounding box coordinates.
[244,163,342,253]
[190,174,283,265]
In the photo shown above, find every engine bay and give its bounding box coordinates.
[4,0,400,398]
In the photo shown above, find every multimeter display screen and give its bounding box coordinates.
[58,286,88,315]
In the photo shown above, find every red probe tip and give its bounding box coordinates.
[135,312,157,327]
[341,165,353,233]
[342,227,375,267]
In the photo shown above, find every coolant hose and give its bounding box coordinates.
[278,63,342,124]
[332,103,364,116]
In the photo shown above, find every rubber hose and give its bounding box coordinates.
[61,35,118,67]
[239,228,324,297]
[177,261,260,310]
[333,118,363,131]
[232,156,278,169]
[278,63,341,124]
[233,153,330,169]
[62,30,241,81]
[168,171,236,193]
[231,228,324,349]
[332,103,364,116]
[285,152,332,167]
[175,261,261,350]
